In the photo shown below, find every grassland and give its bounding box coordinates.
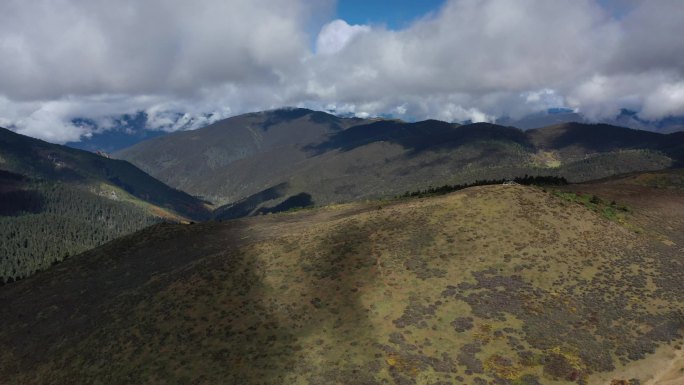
[0,172,682,384]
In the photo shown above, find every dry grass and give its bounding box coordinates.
[1,172,683,384]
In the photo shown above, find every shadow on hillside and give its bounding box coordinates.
[256,192,313,215]
[0,190,45,216]
[283,217,384,383]
[304,120,530,157]
[213,182,289,220]
[546,123,664,152]
[0,210,385,383]
[260,108,313,130]
[0,222,239,381]
[664,132,684,167]
[260,108,342,131]
[214,185,315,220]
[533,123,684,167]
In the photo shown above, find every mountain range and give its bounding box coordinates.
[498,108,684,132]
[63,108,684,154]
[116,108,684,219]
[4,108,684,283]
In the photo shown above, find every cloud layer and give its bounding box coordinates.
[1,0,683,142]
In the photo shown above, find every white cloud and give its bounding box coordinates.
[642,81,684,119]
[13,100,92,143]
[0,0,319,101]
[0,0,683,143]
[316,19,370,55]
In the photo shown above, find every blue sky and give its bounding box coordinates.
[336,0,446,29]
[335,0,637,29]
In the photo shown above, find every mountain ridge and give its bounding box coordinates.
[116,109,684,217]
[61,108,684,155]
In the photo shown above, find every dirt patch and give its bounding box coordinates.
[588,343,684,385]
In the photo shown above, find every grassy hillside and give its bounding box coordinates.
[1,172,681,384]
[116,109,684,217]
[0,127,211,282]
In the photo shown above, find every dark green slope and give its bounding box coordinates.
[0,127,210,282]
[527,122,684,162]
[0,127,210,219]
[117,109,684,219]
[306,120,529,154]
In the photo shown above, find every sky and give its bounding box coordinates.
[0,0,683,143]
[337,0,446,29]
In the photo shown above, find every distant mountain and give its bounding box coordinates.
[61,108,684,157]
[499,108,684,133]
[65,110,226,153]
[611,109,684,134]
[2,171,683,384]
[65,112,167,153]
[116,108,684,219]
[496,108,586,130]
[0,126,210,282]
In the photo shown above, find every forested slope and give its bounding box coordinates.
[0,172,161,282]
[0,128,210,282]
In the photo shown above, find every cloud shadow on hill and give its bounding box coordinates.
[304,120,531,157]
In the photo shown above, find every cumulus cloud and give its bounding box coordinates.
[302,0,621,120]
[0,0,331,142]
[0,0,683,143]
[315,19,370,55]
[303,0,683,123]
[0,0,318,101]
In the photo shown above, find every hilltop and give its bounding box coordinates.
[1,170,681,384]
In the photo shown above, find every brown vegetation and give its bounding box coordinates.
[1,170,683,384]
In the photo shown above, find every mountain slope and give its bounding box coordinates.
[116,108,370,202]
[1,127,210,219]
[1,175,682,384]
[116,109,684,218]
[116,109,538,211]
[0,127,210,282]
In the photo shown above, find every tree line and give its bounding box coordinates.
[400,175,568,198]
